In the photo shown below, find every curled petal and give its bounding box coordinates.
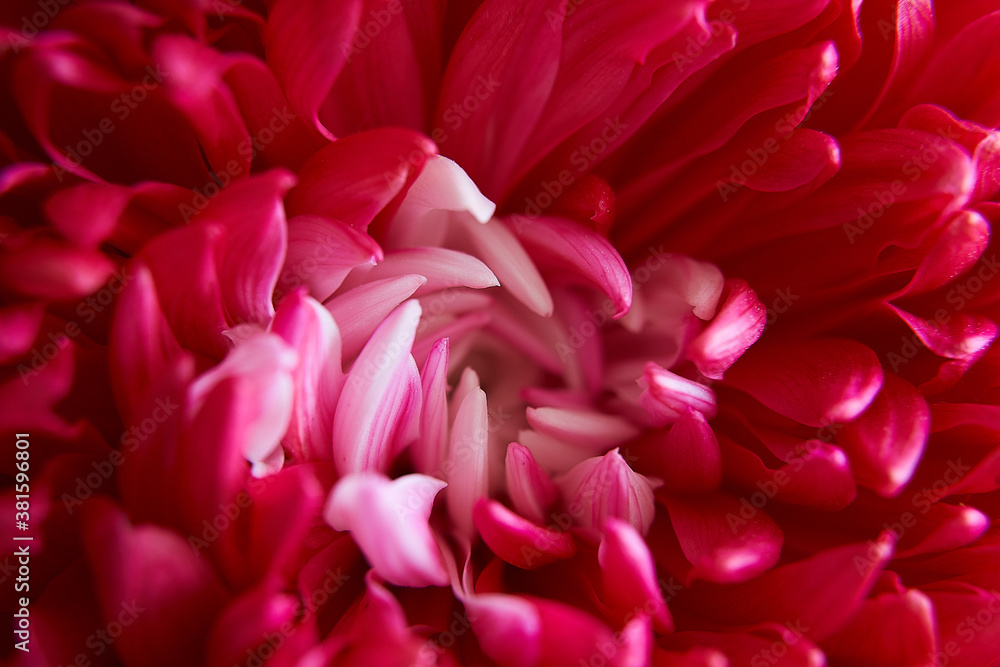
[638,363,717,427]
[325,472,448,588]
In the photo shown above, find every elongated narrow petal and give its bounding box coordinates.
[505,442,560,525]
[687,279,766,380]
[413,337,450,475]
[334,300,422,474]
[362,247,499,293]
[325,275,426,360]
[280,214,382,302]
[325,472,448,587]
[447,385,490,538]
[599,519,673,632]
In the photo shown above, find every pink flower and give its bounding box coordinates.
[2,1,1000,666]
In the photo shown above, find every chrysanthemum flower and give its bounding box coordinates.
[2,1,999,666]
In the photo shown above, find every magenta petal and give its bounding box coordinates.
[824,587,936,667]
[44,182,130,247]
[687,279,766,380]
[0,303,43,364]
[207,588,306,667]
[905,210,990,295]
[664,493,783,585]
[280,214,382,302]
[837,373,929,497]
[270,291,343,463]
[189,333,297,476]
[0,236,115,300]
[684,536,894,641]
[82,499,227,666]
[334,300,422,474]
[505,442,560,525]
[264,0,361,138]
[599,519,673,633]
[465,594,542,667]
[726,339,884,427]
[286,128,437,228]
[648,408,722,493]
[512,216,633,318]
[109,263,182,421]
[474,498,577,569]
[325,472,448,587]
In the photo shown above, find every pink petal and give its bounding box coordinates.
[725,339,884,427]
[189,333,297,476]
[264,0,361,138]
[687,279,766,380]
[664,493,783,585]
[333,300,422,474]
[207,589,304,667]
[279,214,382,303]
[599,519,673,632]
[0,235,115,300]
[837,373,929,497]
[0,303,43,364]
[512,216,633,318]
[359,247,499,294]
[904,210,991,295]
[446,383,490,538]
[413,337,450,475]
[270,290,344,463]
[325,274,426,360]
[389,154,497,239]
[505,442,560,525]
[526,406,640,451]
[638,363,717,427]
[683,536,895,641]
[456,214,554,316]
[465,594,542,667]
[325,472,448,587]
[474,498,577,569]
[639,408,722,493]
[557,448,659,539]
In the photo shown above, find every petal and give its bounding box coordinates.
[446,384,490,538]
[359,247,499,294]
[824,587,936,667]
[687,279,766,380]
[413,337,450,475]
[264,0,361,138]
[270,290,344,462]
[512,216,633,318]
[837,373,929,497]
[635,408,722,493]
[526,406,641,451]
[44,182,130,247]
[278,214,382,303]
[599,519,673,632]
[333,300,422,474]
[664,493,783,585]
[465,594,542,667]
[638,363,717,427]
[0,236,115,300]
[725,339,884,427]
[325,274,426,360]
[505,442,559,525]
[325,472,448,587]
[474,498,577,569]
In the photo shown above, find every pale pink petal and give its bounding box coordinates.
[446,384,490,539]
[526,406,640,451]
[359,247,499,294]
[325,472,448,587]
[413,337,450,475]
[325,274,426,360]
[638,363,717,427]
[687,279,766,380]
[334,300,422,474]
[279,214,382,302]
